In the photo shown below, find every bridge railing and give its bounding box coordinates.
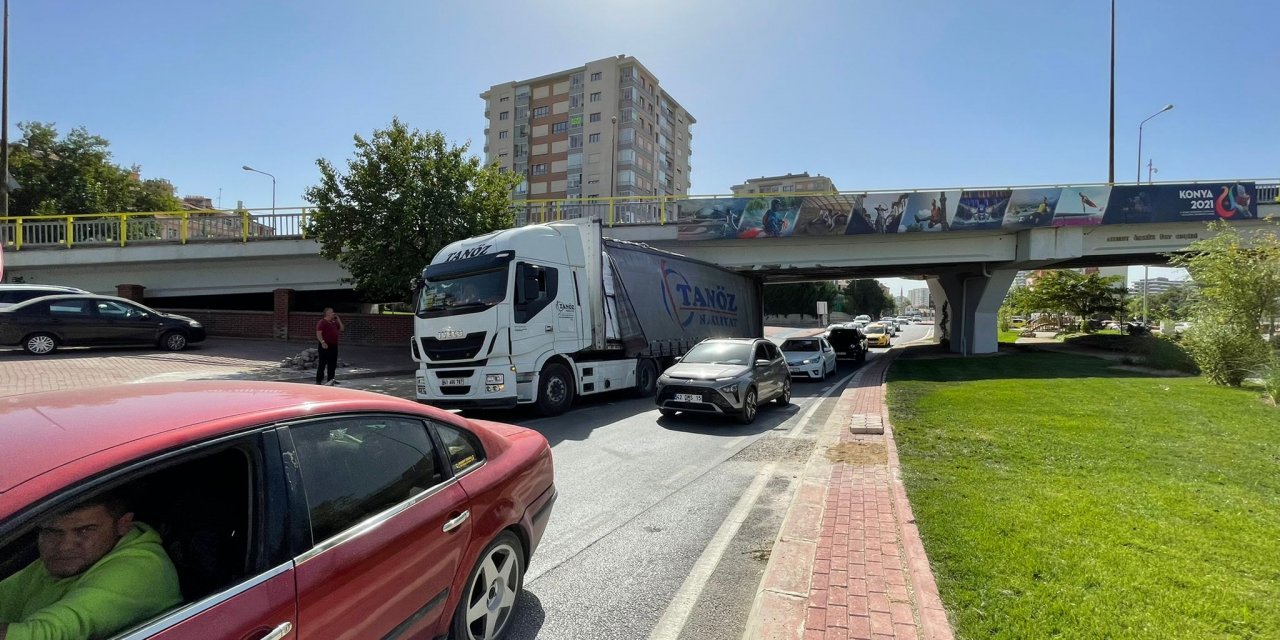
[0,208,310,250]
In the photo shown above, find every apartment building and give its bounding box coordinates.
[731,172,837,195]
[480,55,695,201]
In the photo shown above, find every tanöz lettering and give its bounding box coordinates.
[445,244,492,262]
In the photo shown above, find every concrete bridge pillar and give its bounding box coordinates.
[273,288,294,340]
[116,284,146,302]
[927,267,1018,355]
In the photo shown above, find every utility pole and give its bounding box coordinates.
[1107,0,1115,184]
[1,0,10,217]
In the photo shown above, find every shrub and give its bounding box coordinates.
[1182,323,1272,386]
[1261,357,1280,406]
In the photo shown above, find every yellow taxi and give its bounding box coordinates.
[863,322,892,348]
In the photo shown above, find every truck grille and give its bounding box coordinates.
[420,332,486,361]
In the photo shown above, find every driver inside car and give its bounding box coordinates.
[0,491,181,640]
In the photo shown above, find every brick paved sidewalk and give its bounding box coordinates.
[745,353,953,640]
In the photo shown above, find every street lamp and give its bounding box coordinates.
[241,165,276,212]
[1136,104,1173,183]
[609,115,617,199]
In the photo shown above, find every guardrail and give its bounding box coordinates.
[0,208,310,250]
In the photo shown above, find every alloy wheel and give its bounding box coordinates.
[462,540,522,640]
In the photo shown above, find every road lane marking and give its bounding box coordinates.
[647,462,779,640]
[785,369,856,438]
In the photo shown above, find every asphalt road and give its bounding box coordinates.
[343,322,934,639]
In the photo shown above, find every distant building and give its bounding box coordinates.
[731,172,836,195]
[181,195,215,210]
[907,287,930,308]
[1131,276,1185,295]
[481,55,695,201]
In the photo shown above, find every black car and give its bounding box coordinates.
[825,326,868,363]
[0,294,207,355]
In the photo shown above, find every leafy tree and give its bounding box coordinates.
[304,118,521,302]
[9,121,183,215]
[1168,221,1280,386]
[842,279,894,318]
[764,281,840,318]
[1027,270,1126,332]
[1126,285,1197,323]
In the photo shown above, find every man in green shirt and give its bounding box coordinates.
[0,492,181,640]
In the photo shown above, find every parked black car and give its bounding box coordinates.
[825,326,868,363]
[0,294,206,355]
[0,284,90,309]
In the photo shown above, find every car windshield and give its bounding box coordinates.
[864,325,886,335]
[417,268,508,317]
[681,342,752,365]
[781,339,819,352]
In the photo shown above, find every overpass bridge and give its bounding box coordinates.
[3,179,1276,354]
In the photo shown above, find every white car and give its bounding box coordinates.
[881,320,898,336]
[780,336,837,380]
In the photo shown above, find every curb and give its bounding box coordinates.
[252,367,418,384]
[742,352,955,640]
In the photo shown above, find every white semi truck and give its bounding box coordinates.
[411,220,762,415]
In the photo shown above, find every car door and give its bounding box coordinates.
[766,342,789,389]
[44,298,100,346]
[819,337,836,373]
[286,414,471,640]
[93,300,158,345]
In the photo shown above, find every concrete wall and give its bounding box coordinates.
[159,307,413,346]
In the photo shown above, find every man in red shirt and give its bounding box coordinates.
[315,307,345,385]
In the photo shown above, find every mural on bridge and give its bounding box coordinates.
[675,181,1260,241]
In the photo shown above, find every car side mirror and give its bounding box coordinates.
[673,356,682,363]
[138,313,151,320]
[756,359,771,367]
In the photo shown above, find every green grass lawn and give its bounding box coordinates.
[887,352,1279,639]
[998,330,1020,344]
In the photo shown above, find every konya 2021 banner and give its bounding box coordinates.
[675,182,1260,241]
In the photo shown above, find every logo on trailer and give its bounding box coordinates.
[660,259,740,330]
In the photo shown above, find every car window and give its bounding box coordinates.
[49,299,92,317]
[781,339,819,352]
[0,442,264,639]
[766,342,782,360]
[96,300,144,319]
[435,423,486,474]
[820,338,832,351]
[290,416,444,543]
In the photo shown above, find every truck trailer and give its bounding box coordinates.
[411,220,762,415]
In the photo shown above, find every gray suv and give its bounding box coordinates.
[655,338,790,424]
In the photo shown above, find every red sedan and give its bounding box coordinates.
[0,382,555,640]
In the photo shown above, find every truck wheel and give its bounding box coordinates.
[633,359,658,397]
[536,363,575,417]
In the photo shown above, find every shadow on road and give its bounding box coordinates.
[501,590,547,640]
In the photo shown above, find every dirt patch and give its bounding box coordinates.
[748,548,772,563]
[825,440,887,465]
[729,436,816,463]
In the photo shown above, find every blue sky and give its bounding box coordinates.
[14,0,1279,290]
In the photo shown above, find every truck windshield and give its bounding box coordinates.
[417,268,508,318]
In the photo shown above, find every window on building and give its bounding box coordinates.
[570,72,583,87]
[590,112,601,123]
[621,66,633,79]
[617,170,635,186]
[514,143,528,158]
[569,134,582,149]
[499,95,509,102]
[620,108,634,123]
[567,174,582,189]
[587,174,600,184]
[588,132,600,143]
[533,106,549,118]
[498,152,508,161]
[570,93,583,109]
[516,106,528,120]
[515,179,528,194]
[591,72,602,81]
[590,92,602,102]
[532,164,548,176]
[618,149,635,163]
[552,121,568,134]
[568,153,583,168]
[498,130,508,139]
[498,111,509,121]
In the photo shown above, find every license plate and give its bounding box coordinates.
[674,393,702,402]
[439,378,467,386]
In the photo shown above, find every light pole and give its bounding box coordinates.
[1136,104,1172,183]
[1,0,10,217]
[1108,0,1115,184]
[241,165,276,212]
[609,115,617,199]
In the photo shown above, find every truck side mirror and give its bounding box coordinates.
[409,276,423,291]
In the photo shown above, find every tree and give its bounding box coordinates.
[8,121,183,215]
[304,118,521,302]
[1168,221,1280,385]
[1027,270,1126,332]
[764,281,840,318]
[1126,285,1197,323]
[842,279,894,317]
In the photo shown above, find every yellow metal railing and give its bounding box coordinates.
[0,207,311,251]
